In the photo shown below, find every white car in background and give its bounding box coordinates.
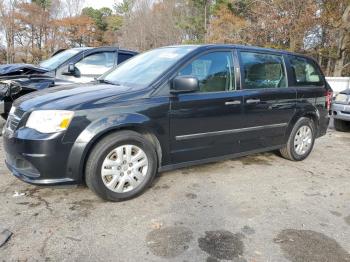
[332,89,350,131]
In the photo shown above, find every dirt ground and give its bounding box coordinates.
[0,124,349,262]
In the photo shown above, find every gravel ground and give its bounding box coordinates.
[0,121,349,262]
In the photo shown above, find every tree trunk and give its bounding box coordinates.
[334,50,346,76]
[333,5,350,76]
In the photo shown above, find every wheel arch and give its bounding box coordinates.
[285,108,320,143]
[66,115,164,183]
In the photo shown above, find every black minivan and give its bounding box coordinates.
[3,45,332,201]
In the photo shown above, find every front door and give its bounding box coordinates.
[169,50,244,164]
[57,51,116,83]
[237,50,296,152]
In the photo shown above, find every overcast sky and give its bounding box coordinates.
[83,0,121,9]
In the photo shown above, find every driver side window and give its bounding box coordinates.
[178,51,235,92]
[76,52,115,76]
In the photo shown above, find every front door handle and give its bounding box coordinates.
[246,98,261,104]
[225,100,241,106]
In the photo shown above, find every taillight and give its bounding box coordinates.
[326,90,333,110]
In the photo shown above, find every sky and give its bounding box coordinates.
[83,0,120,9]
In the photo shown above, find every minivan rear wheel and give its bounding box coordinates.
[85,131,157,201]
[280,117,315,161]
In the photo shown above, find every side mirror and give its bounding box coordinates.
[62,63,79,77]
[171,75,199,94]
[68,63,75,73]
[10,83,22,95]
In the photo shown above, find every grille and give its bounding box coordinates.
[6,107,26,132]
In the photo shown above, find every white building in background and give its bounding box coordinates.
[326,77,350,93]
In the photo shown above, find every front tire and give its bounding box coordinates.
[85,131,158,201]
[1,113,8,120]
[280,117,315,161]
[334,119,350,132]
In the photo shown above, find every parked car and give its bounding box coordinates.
[332,89,350,131]
[0,47,138,118]
[3,44,332,201]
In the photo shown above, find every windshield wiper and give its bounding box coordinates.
[97,79,120,86]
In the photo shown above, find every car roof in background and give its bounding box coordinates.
[65,47,138,55]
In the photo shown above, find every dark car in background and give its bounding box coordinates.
[3,44,332,201]
[332,89,350,131]
[0,47,138,118]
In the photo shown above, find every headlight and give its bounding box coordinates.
[334,94,348,103]
[9,106,16,115]
[26,110,74,133]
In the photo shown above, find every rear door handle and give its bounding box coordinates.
[225,100,241,105]
[246,99,261,104]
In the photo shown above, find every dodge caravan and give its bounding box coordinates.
[3,45,332,201]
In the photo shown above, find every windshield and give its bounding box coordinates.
[39,49,81,70]
[103,47,197,88]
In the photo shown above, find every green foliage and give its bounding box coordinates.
[114,0,134,16]
[176,0,208,42]
[106,15,123,31]
[82,7,113,31]
[31,0,51,9]
[212,0,253,17]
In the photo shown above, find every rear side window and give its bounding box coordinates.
[240,52,287,89]
[289,56,323,86]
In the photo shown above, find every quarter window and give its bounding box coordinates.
[241,52,287,89]
[289,56,323,86]
[118,53,133,64]
[178,52,235,92]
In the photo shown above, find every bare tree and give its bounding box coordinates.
[0,0,17,63]
[64,0,85,17]
[118,0,187,51]
[333,5,350,76]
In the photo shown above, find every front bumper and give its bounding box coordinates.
[3,127,77,185]
[332,103,350,121]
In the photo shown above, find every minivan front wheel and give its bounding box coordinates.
[85,131,157,201]
[280,117,315,161]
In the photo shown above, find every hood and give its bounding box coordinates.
[0,63,49,77]
[340,89,350,95]
[15,82,145,112]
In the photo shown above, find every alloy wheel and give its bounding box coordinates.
[101,145,149,193]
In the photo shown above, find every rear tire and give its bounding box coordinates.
[334,119,350,132]
[280,117,315,161]
[85,131,158,201]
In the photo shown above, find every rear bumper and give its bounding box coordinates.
[332,103,350,121]
[3,127,78,185]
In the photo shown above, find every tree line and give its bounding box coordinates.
[0,0,349,76]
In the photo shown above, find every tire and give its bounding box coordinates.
[280,117,315,161]
[334,119,350,132]
[85,131,158,201]
[1,113,8,120]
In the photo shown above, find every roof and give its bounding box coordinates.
[70,46,138,54]
[164,44,313,60]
